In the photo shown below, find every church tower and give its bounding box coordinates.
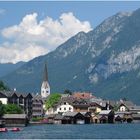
[41,63,50,98]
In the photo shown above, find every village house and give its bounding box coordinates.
[32,94,44,118]
[72,98,90,112]
[117,100,134,112]
[55,97,75,114]
[0,91,33,119]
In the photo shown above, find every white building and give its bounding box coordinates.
[0,91,9,104]
[41,63,50,98]
[56,101,74,113]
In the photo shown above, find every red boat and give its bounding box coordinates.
[0,128,8,132]
[11,127,21,132]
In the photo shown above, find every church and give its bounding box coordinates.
[41,63,50,98]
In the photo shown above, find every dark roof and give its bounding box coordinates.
[0,91,14,97]
[115,114,124,118]
[0,91,32,98]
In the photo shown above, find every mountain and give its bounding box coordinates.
[0,62,25,77]
[1,9,140,104]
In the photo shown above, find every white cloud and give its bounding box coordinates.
[0,12,92,63]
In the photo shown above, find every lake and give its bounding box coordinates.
[0,123,140,139]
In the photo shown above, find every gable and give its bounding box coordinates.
[0,92,7,98]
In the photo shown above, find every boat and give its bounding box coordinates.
[11,127,21,132]
[0,128,8,132]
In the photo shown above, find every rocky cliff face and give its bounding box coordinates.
[2,9,140,104]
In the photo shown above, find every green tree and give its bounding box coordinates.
[4,104,23,114]
[63,89,72,95]
[0,81,9,91]
[0,101,5,118]
[45,94,61,110]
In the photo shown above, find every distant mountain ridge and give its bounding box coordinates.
[1,8,140,104]
[0,62,25,77]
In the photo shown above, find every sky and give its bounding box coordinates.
[0,1,140,63]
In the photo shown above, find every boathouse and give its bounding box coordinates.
[99,110,114,123]
[3,114,28,127]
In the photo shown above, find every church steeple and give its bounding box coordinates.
[43,63,48,82]
[41,62,50,98]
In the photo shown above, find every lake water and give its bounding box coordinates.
[0,123,140,139]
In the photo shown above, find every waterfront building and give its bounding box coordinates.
[88,103,103,114]
[99,110,114,123]
[55,97,75,114]
[32,94,44,118]
[41,63,50,98]
[0,91,33,119]
[73,98,90,112]
[3,114,28,127]
[132,114,140,122]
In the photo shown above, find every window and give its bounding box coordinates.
[59,108,61,110]
[69,107,71,110]
[64,107,66,110]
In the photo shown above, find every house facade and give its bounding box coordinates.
[32,94,44,118]
[0,91,33,119]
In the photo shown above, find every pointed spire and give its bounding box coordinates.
[43,63,48,81]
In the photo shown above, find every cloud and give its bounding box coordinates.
[0,12,92,63]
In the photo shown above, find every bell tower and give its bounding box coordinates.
[41,63,50,98]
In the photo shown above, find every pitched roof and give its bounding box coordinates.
[72,92,94,99]
[99,110,112,115]
[46,114,55,119]
[90,98,106,107]
[3,114,26,119]
[54,114,64,120]
[63,112,78,117]
[117,100,135,108]
[115,111,131,115]
[0,91,32,98]
[32,94,42,100]
[115,114,124,118]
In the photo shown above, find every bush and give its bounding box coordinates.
[45,93,61,110]
[32,117,43,122]
[4,104,23,114]
[0,81,9,91]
